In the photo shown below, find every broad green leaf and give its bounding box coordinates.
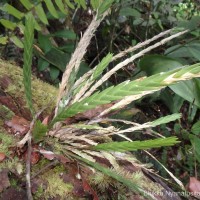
[165,42,200,61]
[38,58,49,71]
[119,8,141,17]
[0,19,16,30]
[64,0,75,9]
[38,33,52,53]
[10,36,24,48]
[20,0,32,10]
[170,79,200,108]
[0,36,8,45]
[191,121,200,135]
[189,134,200,163]
[55,0,67,14]
[51,63,200,125]
[50,30,76,40]
[35,3,49,25]
[50,66,60,80]
[23,13,35,115]
[2,4,24,19]
[139,55,183,75]
[160,89,184,113]
[93,137,180,152]
[44,48,70,72]
[32,120,48,143]
[44,0,59,18]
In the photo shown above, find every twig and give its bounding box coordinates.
[82,29,188,100]
[26,135,33,200]
[31,160,58,180]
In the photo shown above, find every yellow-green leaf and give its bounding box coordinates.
[3,4,24,19]
[0,36,8,45]
[0,19,16,30]
[44,0,59,18]
[35,3,49,25]
[20,0,33,10]
[10,36,24,48]
[55,0,68,14]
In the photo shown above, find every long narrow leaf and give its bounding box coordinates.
[72,154,155,200]
[51,63,200,126]
[43,0,59,18]
[35,3,49,25]
[93,137,180,152]
[23,13,34,115]
[20,0,33,10]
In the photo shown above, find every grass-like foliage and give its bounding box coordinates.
[92,137,180,152]
[11,1,200,199]
[23,13,34,115]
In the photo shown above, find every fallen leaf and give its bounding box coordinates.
[39,149,55,160]
[0,152,6,162]
[0,169,10,192]
[188,177,200,195]
[5,115,30,136]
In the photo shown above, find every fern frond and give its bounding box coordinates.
[92,137,180,152]
[23,13,34,115]
[51,63,200,125]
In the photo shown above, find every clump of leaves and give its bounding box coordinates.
[5,1,200,199]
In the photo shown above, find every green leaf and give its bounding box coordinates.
[50,66,60,80]
[10,36,24,48]
[74,0,87,9]
[72,155,153,199]
[38,33,52,53]
[150,113,181,127]
[44,0,59,18]
[191,121,200,135]
[98,0,114,17]
[35,3,49,25]
[38,58,49,71]
[51,63,200,126]
[139,55,183,76]
[90,0,100,10]
[55,0,67,14]
[64,0,75,9]
[189,134,200,163]
[20,0,33,10]
[2,4,24,19]
[0,36,8,45]
[50,30,76,40]
[170,79,200,108]
[32,120,48,143]
[119,8,141,17]
[92,53,113,80]
[0,19,16,30]
[93,137,180,152]
[44,48,70,72]
[23,13,35,115]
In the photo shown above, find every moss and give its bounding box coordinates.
[0,59,58,115]
[40,165,74,200]
[0,105,14,125]
[0,129,15,156]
